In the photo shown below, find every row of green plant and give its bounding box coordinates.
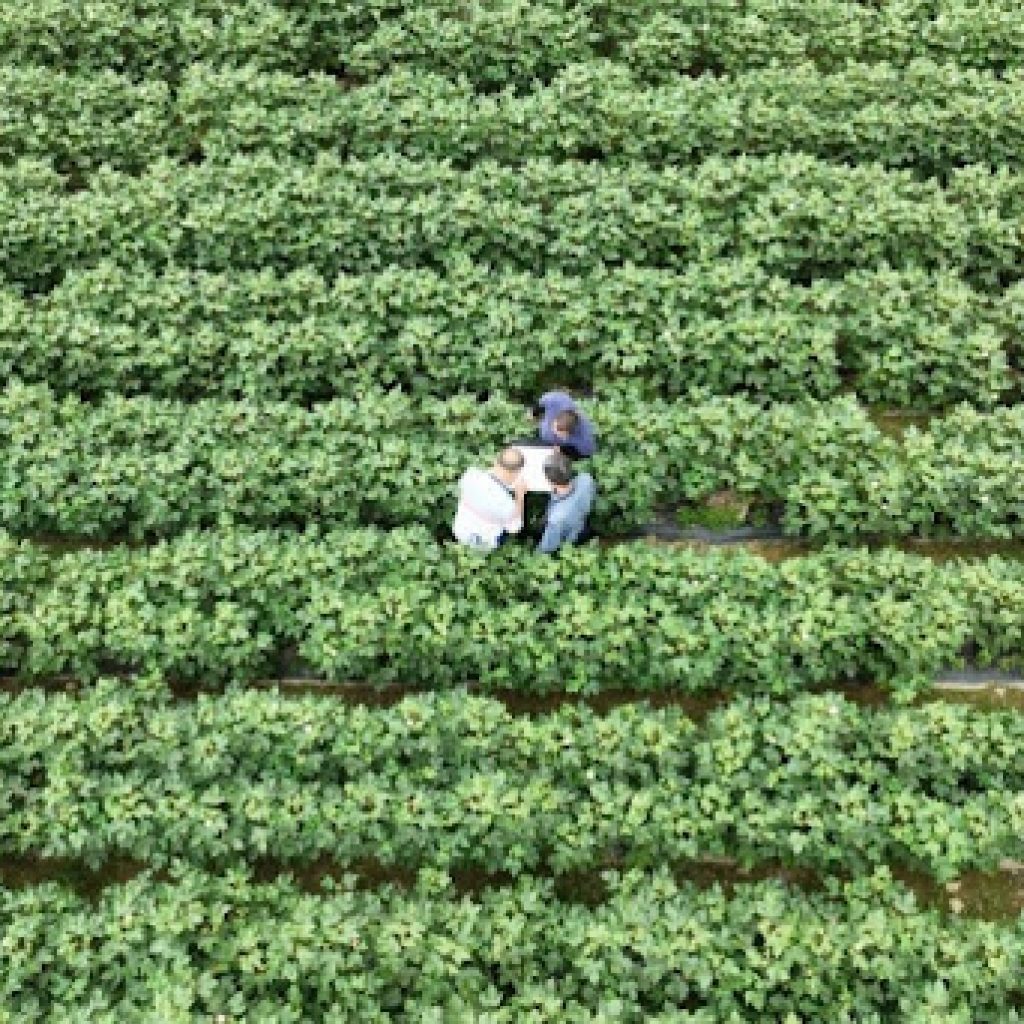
[0,0,671,84]
[2,527,1022,695]
[354,0,1024,86]
[4,682,1022,880]
[6,0,1022,85]
[4,259,1011,407]
[3,152,1022,292]
[0,0,319,79]
[625,0,1024,80]
[4,382,1023,540]
[8,60,1024,176]
[181,61,1024,174]
[2,865,1021,1021]
[0,66,175,175]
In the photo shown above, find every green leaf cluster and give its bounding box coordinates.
[627,0,1024,80]
[0,0,688,85]
[315,0,1024,87]
[3,685,1023,880]
[3,529,1023,693]
[0,0,316,79]
[4,383,1024,540]
[179,61,1024,175]
[5,0,1024,89]
[3,153,1022,292]
[9,61,1024,177]
[2,260,1007,407]
[2,866,1022,1021]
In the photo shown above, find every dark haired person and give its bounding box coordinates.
[535,390,597,460]
[537,451,596,554]
[452,447,527,551]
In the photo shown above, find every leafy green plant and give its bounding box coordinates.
[3,153,1022,293]
[2,260,1007,408]
[3,383,1022,541]
[0,0,316,78]
[2,685,1023,880]
[674,504,746,530]
[10,60,1024,177]
[626,0,1024,79]
[5,0,1023,88]
[2,865,1022,1020]
[4,528,1024,694]
[674,491,751,530]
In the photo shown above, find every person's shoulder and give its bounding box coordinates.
[459,467,486,489]
[540,390,574,408]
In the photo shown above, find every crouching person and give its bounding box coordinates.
[452,447,527,551]
[538,451,596,554]
[535,390,597,460]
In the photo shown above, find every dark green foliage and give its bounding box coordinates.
[2,685,1023,878]
[3,384,1023,540]
[7,61,1024,175]
[3,154,1022,292]
[1,261,1010,408]
[2,866,1022,1020]
[2,529,1024,696]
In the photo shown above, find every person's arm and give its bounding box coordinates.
[531,393,553,420]
[505,478,527,534]
[574,418,597,458]
[580,474,597,510]
[537,517,565,554]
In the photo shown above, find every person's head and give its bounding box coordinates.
[543,450,575,492]
[493,446,525,484]
[552,409,579,441]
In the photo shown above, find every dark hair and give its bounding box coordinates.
[497,446,525,472]
[543,450,575,487]
[553,409,579,434]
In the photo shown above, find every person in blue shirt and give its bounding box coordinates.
[538,451,596,554]
[534,391,597,460]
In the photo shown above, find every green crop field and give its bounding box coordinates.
[2,1,1024,1020]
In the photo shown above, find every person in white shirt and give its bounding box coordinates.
[452,447,527,551]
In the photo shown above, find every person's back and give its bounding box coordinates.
[538,453,596,554]
[536,391,597,459]
[452,449,526,551]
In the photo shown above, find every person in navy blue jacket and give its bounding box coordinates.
[533,391,597,460]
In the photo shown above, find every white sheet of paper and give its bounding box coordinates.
[514,445,556,493]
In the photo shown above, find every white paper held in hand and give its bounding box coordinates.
[513,445,556,493]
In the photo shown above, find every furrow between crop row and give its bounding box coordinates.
[5,851,1023,924]
[6,677,1024,720]
[20,526,1024,566]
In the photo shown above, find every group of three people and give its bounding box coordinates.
[452,391,597,554]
